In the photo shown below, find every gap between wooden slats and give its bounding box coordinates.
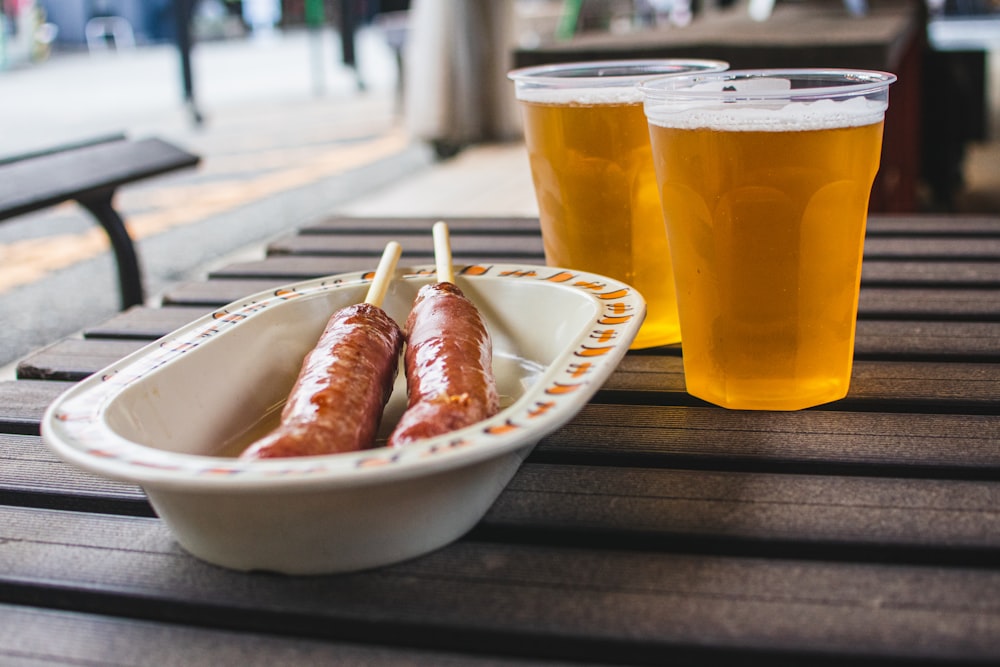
[0,506,997,664]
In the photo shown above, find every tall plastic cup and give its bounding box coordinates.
[641,69,896,409]
[508,59,728,349]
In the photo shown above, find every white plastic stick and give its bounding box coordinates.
[433,221,455,285]
[364,241,402,307]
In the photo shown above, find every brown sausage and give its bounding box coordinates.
[240,302,403,459]
[387,282,499,447]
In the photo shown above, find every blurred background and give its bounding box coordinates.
[1,0,999,371]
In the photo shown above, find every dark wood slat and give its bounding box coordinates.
[6,423,1000,550]
[292,214,1000,238]
[863,237,1000,260]
[209,254,546,281]
[490,463,1000,551]
[16,339,146,382]
[82,305,212,340]
[296,214,1000,238]
[861,260,1000,287]
[210,255,388,280]
[209,256,1000,288]
[267,222,1000,258]
[853,321,1000,361]
[536,405,1000,475]
[858,287,1000,321]
[0,604,529,667]
[267,232,546,258]
[0,380,75,435]
[4,403,998,490]
[865,215,1000,237]
[299,215,543,235]
[75,307,1000,366]
[270,231,1000,261]
[0,433,147,513]
[160,278,1000,321]
[602,357,1000,413]
[12,333,1000,408]
[0,506,997,663]
[82,306,228,340]
[159,279,301,307]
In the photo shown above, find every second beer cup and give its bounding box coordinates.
[508,59,728,349]
[641,69,896,410]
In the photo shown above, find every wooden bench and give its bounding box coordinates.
[0,135,200,309]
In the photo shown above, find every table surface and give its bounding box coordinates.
[2,214,999,665]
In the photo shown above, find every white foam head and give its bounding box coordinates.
[515,86,644,105]
[645,96,888,131]
[640,70,895,131]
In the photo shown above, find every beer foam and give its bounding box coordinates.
[646,97,888,131]
[516,86,644,106]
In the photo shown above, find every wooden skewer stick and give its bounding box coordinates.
[364,241,402,307]
[433,221,455,285]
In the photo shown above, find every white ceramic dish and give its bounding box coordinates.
[42,263,644,575]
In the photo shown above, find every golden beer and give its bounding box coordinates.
[520,99,678,348]
[642,69,895,410]
[509,60,728,350]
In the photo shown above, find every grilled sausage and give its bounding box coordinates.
[387,282,499,447]
[241,302,403,459]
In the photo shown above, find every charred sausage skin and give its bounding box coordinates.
[388,282,499,447]
[241,303,403,459]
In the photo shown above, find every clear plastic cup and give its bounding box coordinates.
[508,59,728,349]
[641,69,896,409]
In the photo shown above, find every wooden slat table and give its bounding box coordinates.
[2,214,999,665]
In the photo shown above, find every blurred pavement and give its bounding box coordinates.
[0,26,435,371]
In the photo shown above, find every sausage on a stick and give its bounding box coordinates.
[241,243,404,459]
[388,222,499,447]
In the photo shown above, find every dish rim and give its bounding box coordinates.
[41,262,645,493]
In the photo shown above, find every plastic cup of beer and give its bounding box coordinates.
[640,69,896,410]
[507,59,728,349]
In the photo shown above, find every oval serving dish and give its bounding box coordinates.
[42,263,645,575]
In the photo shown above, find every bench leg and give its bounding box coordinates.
[77,190,145,310]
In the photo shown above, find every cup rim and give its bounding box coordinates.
[639,68,897,101]
[507,59,730,86]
